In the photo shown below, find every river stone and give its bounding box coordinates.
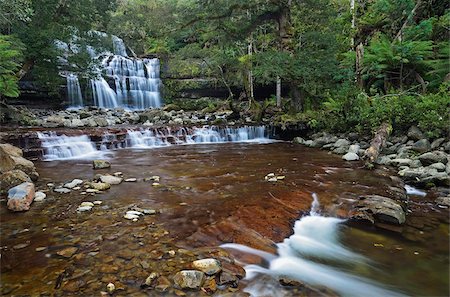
[90,182,110,191]
[70,119,84,127]
[92,160,111,169]
[54,187,71,193]
[334,139,350,148]
[435,196,450,207]
[0,143,23,157]
[355,195,406,224]
[64,179,83,189]
[418,151,448,166]
[192,258,222,275]
[0,169,31,195]
[124,213,139,220]
[407,126,424,141]
[411,139,431,153]
[217,271,239,287]
[125,178,137,182]
[7,182,35,211]
[77,205,92,212]
[292,137,305,144]
[429,162,446,172]
[389,158,413,167]
[100,175,123,185]
[420,172,450,187]
[375,156,391,165]
[342,152,359,161]
[173,270,205,290]
[34,191,46,202]
[348,144,360,154]
[431,138,445,150]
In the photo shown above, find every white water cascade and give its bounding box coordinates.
[125,125,271,148]
[37,126,273,160]
[37,132,103,161]
[66,74,84,109]
[62,33,162,110]
[222,194,406,297]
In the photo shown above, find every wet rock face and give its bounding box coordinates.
[353,195,406,225]
[173,270,205,290]
[7,182,35,211]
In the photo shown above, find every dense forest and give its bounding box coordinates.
[1,0,449,135]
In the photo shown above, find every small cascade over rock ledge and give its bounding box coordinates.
[36,125,274,160]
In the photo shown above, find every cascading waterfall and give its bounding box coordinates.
[66,74,84,109]
[37,126,273,160]
[125,125,271,148]
[222,194,406,297]
[37,132,103,161]
[62,33,162,110]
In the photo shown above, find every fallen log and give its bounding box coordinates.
[363,122,392,167]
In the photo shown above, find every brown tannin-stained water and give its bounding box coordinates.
[1,142,449,296]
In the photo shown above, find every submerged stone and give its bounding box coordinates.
[173,270,205,290]
[93,160,111,169]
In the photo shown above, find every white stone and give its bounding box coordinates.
[99,175,123,185]
[93,201,102,205]
[126,210,143,216]
[64,179,83,189]
[77,205,92,212]
[54,187,71,194]
[34,191,47,202]
[80,202,94,207]
[124,213,139,220]
[125,178,137,182]
[342,152,359,161]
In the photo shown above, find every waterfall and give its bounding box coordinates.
[222,194,406,297]
[66,74,84,109]
[125,126,272,148]
[91,77,120,109]
[37,126,273,160]
[37,132,103,161]
[61,32,162,110]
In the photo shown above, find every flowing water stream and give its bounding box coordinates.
[1,140,448,296]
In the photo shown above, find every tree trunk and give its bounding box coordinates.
[276,76,282,107]
[290,83,303,112]
[350,0,356,48]
[415,72,426,93]
[356,43,364,89]
[248,39,254,100]
[363,122,392,166]
[394,0,422,42]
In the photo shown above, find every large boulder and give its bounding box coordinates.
[0,143,23,157]
[353,195,406,224]
[173,270,205,290]
[418,151,448,166]
[7,182,35,211]
[0,146,15,173]
[0,169,31,195]
[10,155,39,181]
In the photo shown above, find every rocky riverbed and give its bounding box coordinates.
[0,107,449,296]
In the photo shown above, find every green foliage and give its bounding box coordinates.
[0,34,24,98]
[318,86,449,136]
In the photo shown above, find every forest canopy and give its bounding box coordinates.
[1,0,449,134]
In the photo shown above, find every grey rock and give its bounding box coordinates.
[410,160,422,168]
[173,270,205,290]
[333,146,348,154]
[348,132,359,141]
[429,162,446,172]
[375,156,392,165]
[64,179,83,189]
[389,158,413,167]
[92,160,111,169]
[0,169,31,195]
[431,138,445,150]
[435,196,450,207]
[292,137,305,145]
[412,139,431,153]
[443,142,450,153]
[407,126,424,141]
[99,175,123,185]
[355,195,406,224]
[342,152,359,161]
[334,139,350,148]
[34,191,46,202]
[348,144,360,154]
[418,151,448,165]
[54,187,71,194]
